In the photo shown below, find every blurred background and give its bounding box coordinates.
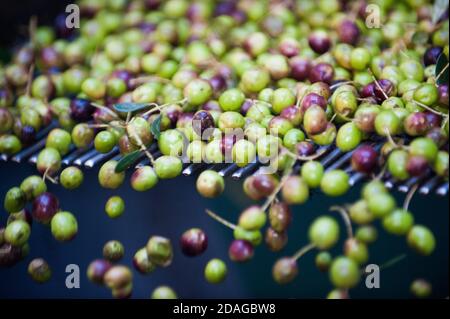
[0,1,449,299]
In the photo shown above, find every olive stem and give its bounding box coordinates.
[87,124,111,129]
[329,81,355,90]
[283,146,327,161]
[91,103,120,119]
[373,164,387,181]
[329,113,338,123]
[28,16,37,47]
[205,209,236,230]
[261,173,290,212]
[384,127,403,149]
[368,69,388,100]
[330,206,353,239]
[292,243,316,261]
[412,99,448,118]
[435,63,449,84]
[403,183,419,211]
[126,124,155,165]
[379,253,407,271]
[25,63,35,97]
[129,76,171,86]
[141,98,187,118]
[42,167,58,185]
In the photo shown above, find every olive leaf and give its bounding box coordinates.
[435,53,449,85]
[432,0,448,25]
[113,102,149,113]
[115,150,141,173]
[150,115,162,140]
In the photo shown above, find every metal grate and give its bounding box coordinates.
[1,125,448,196]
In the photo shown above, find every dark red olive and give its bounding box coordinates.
[438,84,449,108]
[32,192,60,224]
[252,174,278,197]
[424,111,442,129]
[265,228,288,252]
[214,1,236,16]
[360,82,376,99]
[192,110,215,139]
[0,243,23,267]
[373,79,395,102]
[240,99,253,115]
[407,155,429,177]
[351,145,378,174]
[21,125,36,145]
[295,141,315,157]
[70,98,95,122]
[87,259,112,284]
[309,63,334,84]
[423,46,443,66]
[290,57,311,81]
[338,20,360,45]
[426,127,448,147]
[209,75,227,93]
[228,239,254,262]
[281,106,302,126]
[268,202,292,232]
[308,31,331,54]
[279,39,300,57]
[220,133,240,156]
[300,93,327,114]
[404,112,429,136]
[180,228,208,257]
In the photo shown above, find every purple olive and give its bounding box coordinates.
[21,125,36,145]
[438,84,449,108]
[87,259,112,284]
[308,31,331,54]
[295,141,315,157]
[180,228,208,257]
[290,57,311,81]
[404,112,429,136]
[338,20,360,45]
[407,155,429,177]
[70,98,95,122]
[351,145,378,174]
[309,63,334,84]
[300,93,327,114]
[192,110,215,139]
[373,79,396,102]
[360,82,376,99]
[228,239,254,262]
[252,174,278,197]
[423,46,443,66]
[32,192,60,224]
[280,106,303,126]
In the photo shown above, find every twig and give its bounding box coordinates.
[412,99,448,118]
[435,63,449,84]
[330,206,353,239]
[292,243,316,261]
[368,69,388,100]
[205,209,236,230]
[403,184,419,211]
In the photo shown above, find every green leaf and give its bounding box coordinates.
[432,0,448,24]
[113,103,149,113]
[115,150,141,173]
[435,53,449,85]
[151,115,162,140]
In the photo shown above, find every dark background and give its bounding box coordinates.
[0,1,449,299]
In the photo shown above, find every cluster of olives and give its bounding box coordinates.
[1,174,78,268]
[1,0,449,298]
